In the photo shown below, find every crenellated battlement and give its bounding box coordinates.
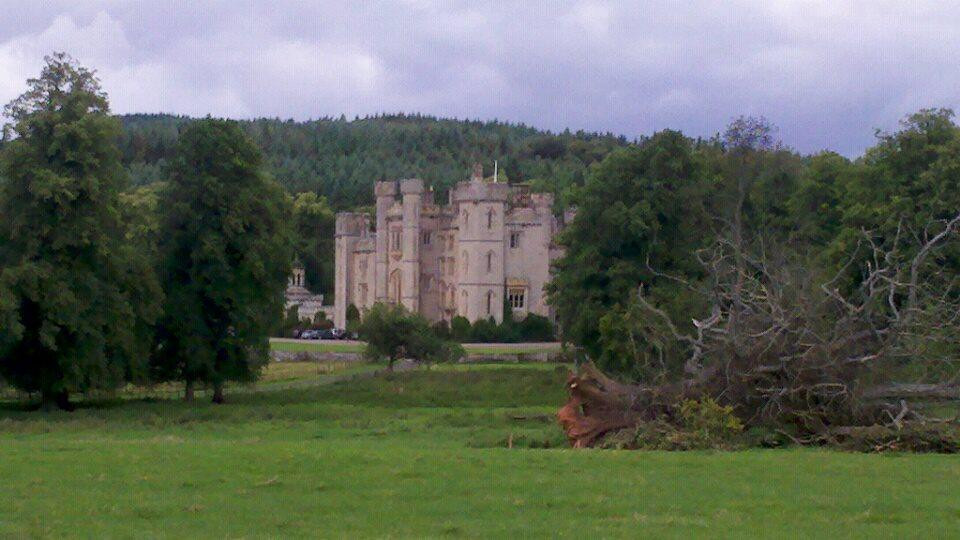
[333,163,570,328]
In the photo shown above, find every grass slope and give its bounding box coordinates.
[1,364,958,538]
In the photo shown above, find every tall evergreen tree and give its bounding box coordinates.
[0,53,159,409]
[152,119,294,403]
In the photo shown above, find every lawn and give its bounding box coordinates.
[269,339,563,356]
[1,364,959,538]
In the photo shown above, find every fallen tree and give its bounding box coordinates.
[558,214,960,451]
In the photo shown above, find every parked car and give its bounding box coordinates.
[300,329,322,340]
[312,328,346,340]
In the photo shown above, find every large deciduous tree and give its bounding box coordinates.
[0,53,159,409]
[547,131,713,375]
[152,119,294,403]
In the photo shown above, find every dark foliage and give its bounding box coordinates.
[359,303,465,369]
[151,119,295,403]
[0,53,159,409]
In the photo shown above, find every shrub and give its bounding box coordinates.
[600,397,745,451]
[278,305,302,338]
[677,397,744,441]
[310,318,334,331]
[433,319,451,339]
[516,314,555,342]
[345,303,360,325]
[450,316,471,341]
[469,317,499,343]
[440,313,556,343]
[360,303,466,369]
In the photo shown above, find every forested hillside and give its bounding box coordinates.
[117,113,632,209]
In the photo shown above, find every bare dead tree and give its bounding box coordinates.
[559,211,960,450]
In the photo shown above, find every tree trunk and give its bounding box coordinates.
[184,380,195,402]
[212,383,225,404]
[557,362,703,447]
[40,389,74,411]
[557,363,651,447]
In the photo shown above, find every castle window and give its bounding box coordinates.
[508,287,526,310]
[391,230,401,251]
[462,209,469,228]
[448,235,454,250]
[486,290,494,315]
[439,257,445,275]
[487,209,494,229]
[510,232,521,249]
[486,251,493,273]
[422,232,432,245]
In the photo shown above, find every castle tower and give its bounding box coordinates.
[453,164,509,323]
[399,179,423,312]
[334,213,369,328]
[373,181,397,304]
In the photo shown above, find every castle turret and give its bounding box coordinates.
[452,165,510,323]
[334,212,370,328]
[400,179,424,312]
[373,181,397,304]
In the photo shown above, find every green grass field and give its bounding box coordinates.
[269,339,563,356]
[1,363,959,538]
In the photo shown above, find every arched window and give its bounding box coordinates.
[461,209,469,228]
[486,251,493,273]
[487,209,494,229]
[486,290,494,315]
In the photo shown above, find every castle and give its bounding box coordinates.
[285,261,330,322]
[333,164,569,328]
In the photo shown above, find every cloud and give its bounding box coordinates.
[1,1,959,155]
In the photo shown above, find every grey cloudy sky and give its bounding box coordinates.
[2,1,958,156]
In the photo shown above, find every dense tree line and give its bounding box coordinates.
[116,112,631,208]
[551,112,960,450]
[4,52,958,432]
[114,114,630,297]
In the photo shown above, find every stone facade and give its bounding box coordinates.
[285,263,332,321]
[334,164,568,328]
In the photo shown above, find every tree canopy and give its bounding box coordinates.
[151,118,294,403]
[359,303,465,369]
[0,53,158,408]
[547,131,714,363]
